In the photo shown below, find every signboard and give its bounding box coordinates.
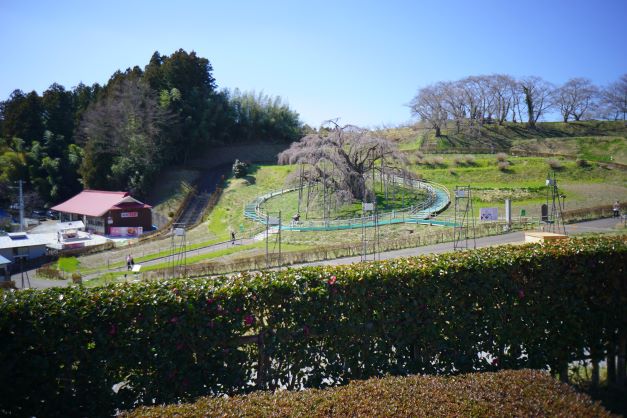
[455,189,468,198]
[109,226,143,237]
[362,202,374,211]
[107,216,113,225]
[480,207,498,221]
[63,242,85,249]
[121,212,138,218]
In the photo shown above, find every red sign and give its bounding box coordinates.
[121,212,138,218]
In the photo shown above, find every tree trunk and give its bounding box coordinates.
[618,330,626,386]
[591,343,600,388]
[523,86,535,127]
[608,340,617,384]
[592,359,600,388]
[558,361,569,384]
[435,126,441,137]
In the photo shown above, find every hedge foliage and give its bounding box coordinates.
[123,369,614,417]
[0,236,625,417]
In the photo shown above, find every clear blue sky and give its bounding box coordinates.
[1,0,626,127]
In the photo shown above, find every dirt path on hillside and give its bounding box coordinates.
[174,163,231,227]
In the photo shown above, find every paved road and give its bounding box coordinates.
[10,217,623,289]
[296,217,620,267]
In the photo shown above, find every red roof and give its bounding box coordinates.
[51,190,152,217]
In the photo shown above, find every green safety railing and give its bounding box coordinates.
[244,176,452,231]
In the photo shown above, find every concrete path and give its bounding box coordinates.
[11,217,623,289]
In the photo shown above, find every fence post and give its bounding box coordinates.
[256,331,268,389]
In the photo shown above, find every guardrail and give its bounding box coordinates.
[244,176,451,231]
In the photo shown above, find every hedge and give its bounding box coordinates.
[0,236,625,417]
[122,369,613,417]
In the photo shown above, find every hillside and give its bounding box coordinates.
[387,120,627,164]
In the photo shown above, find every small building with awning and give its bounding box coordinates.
[51,190,152,237]
[56,220,85,243]
[0,254,11,280]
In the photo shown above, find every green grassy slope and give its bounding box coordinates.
[400,121,627,164]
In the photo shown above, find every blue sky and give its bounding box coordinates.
[1,0,626,127]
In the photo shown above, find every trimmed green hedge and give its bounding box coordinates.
[0,236,625,417]
[122,369,613,417]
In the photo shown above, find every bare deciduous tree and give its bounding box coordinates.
[441,81,466,133]
[409,83,448,137]
[519,76,555,127]
[78,78,174,192]
[555,78,599,122]
[600,74,627,122]
[489,74,517,125]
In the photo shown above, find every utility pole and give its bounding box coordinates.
[9,180,26,232]
[18,180,25,232]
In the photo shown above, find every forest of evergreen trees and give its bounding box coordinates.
[0,49,303,208]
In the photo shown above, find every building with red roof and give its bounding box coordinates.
[51,190,152,237]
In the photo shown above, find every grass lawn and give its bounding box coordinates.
[261,183,428,221]
[206,164,296,239]
[58,257,79,273]
[409,154,627,218]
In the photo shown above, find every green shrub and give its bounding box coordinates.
[232,159,248,178]
[123,370,612,418]
[576,158,589,167]
[1,236,625,417]
[548,158,563,170]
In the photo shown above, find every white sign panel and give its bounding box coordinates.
[121,212,139,218]
[362,202,374,211]
[480,207,498,221]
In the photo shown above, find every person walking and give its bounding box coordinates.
[231,231,236,245]
[126,254,132,271]
[613,201,621,218]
